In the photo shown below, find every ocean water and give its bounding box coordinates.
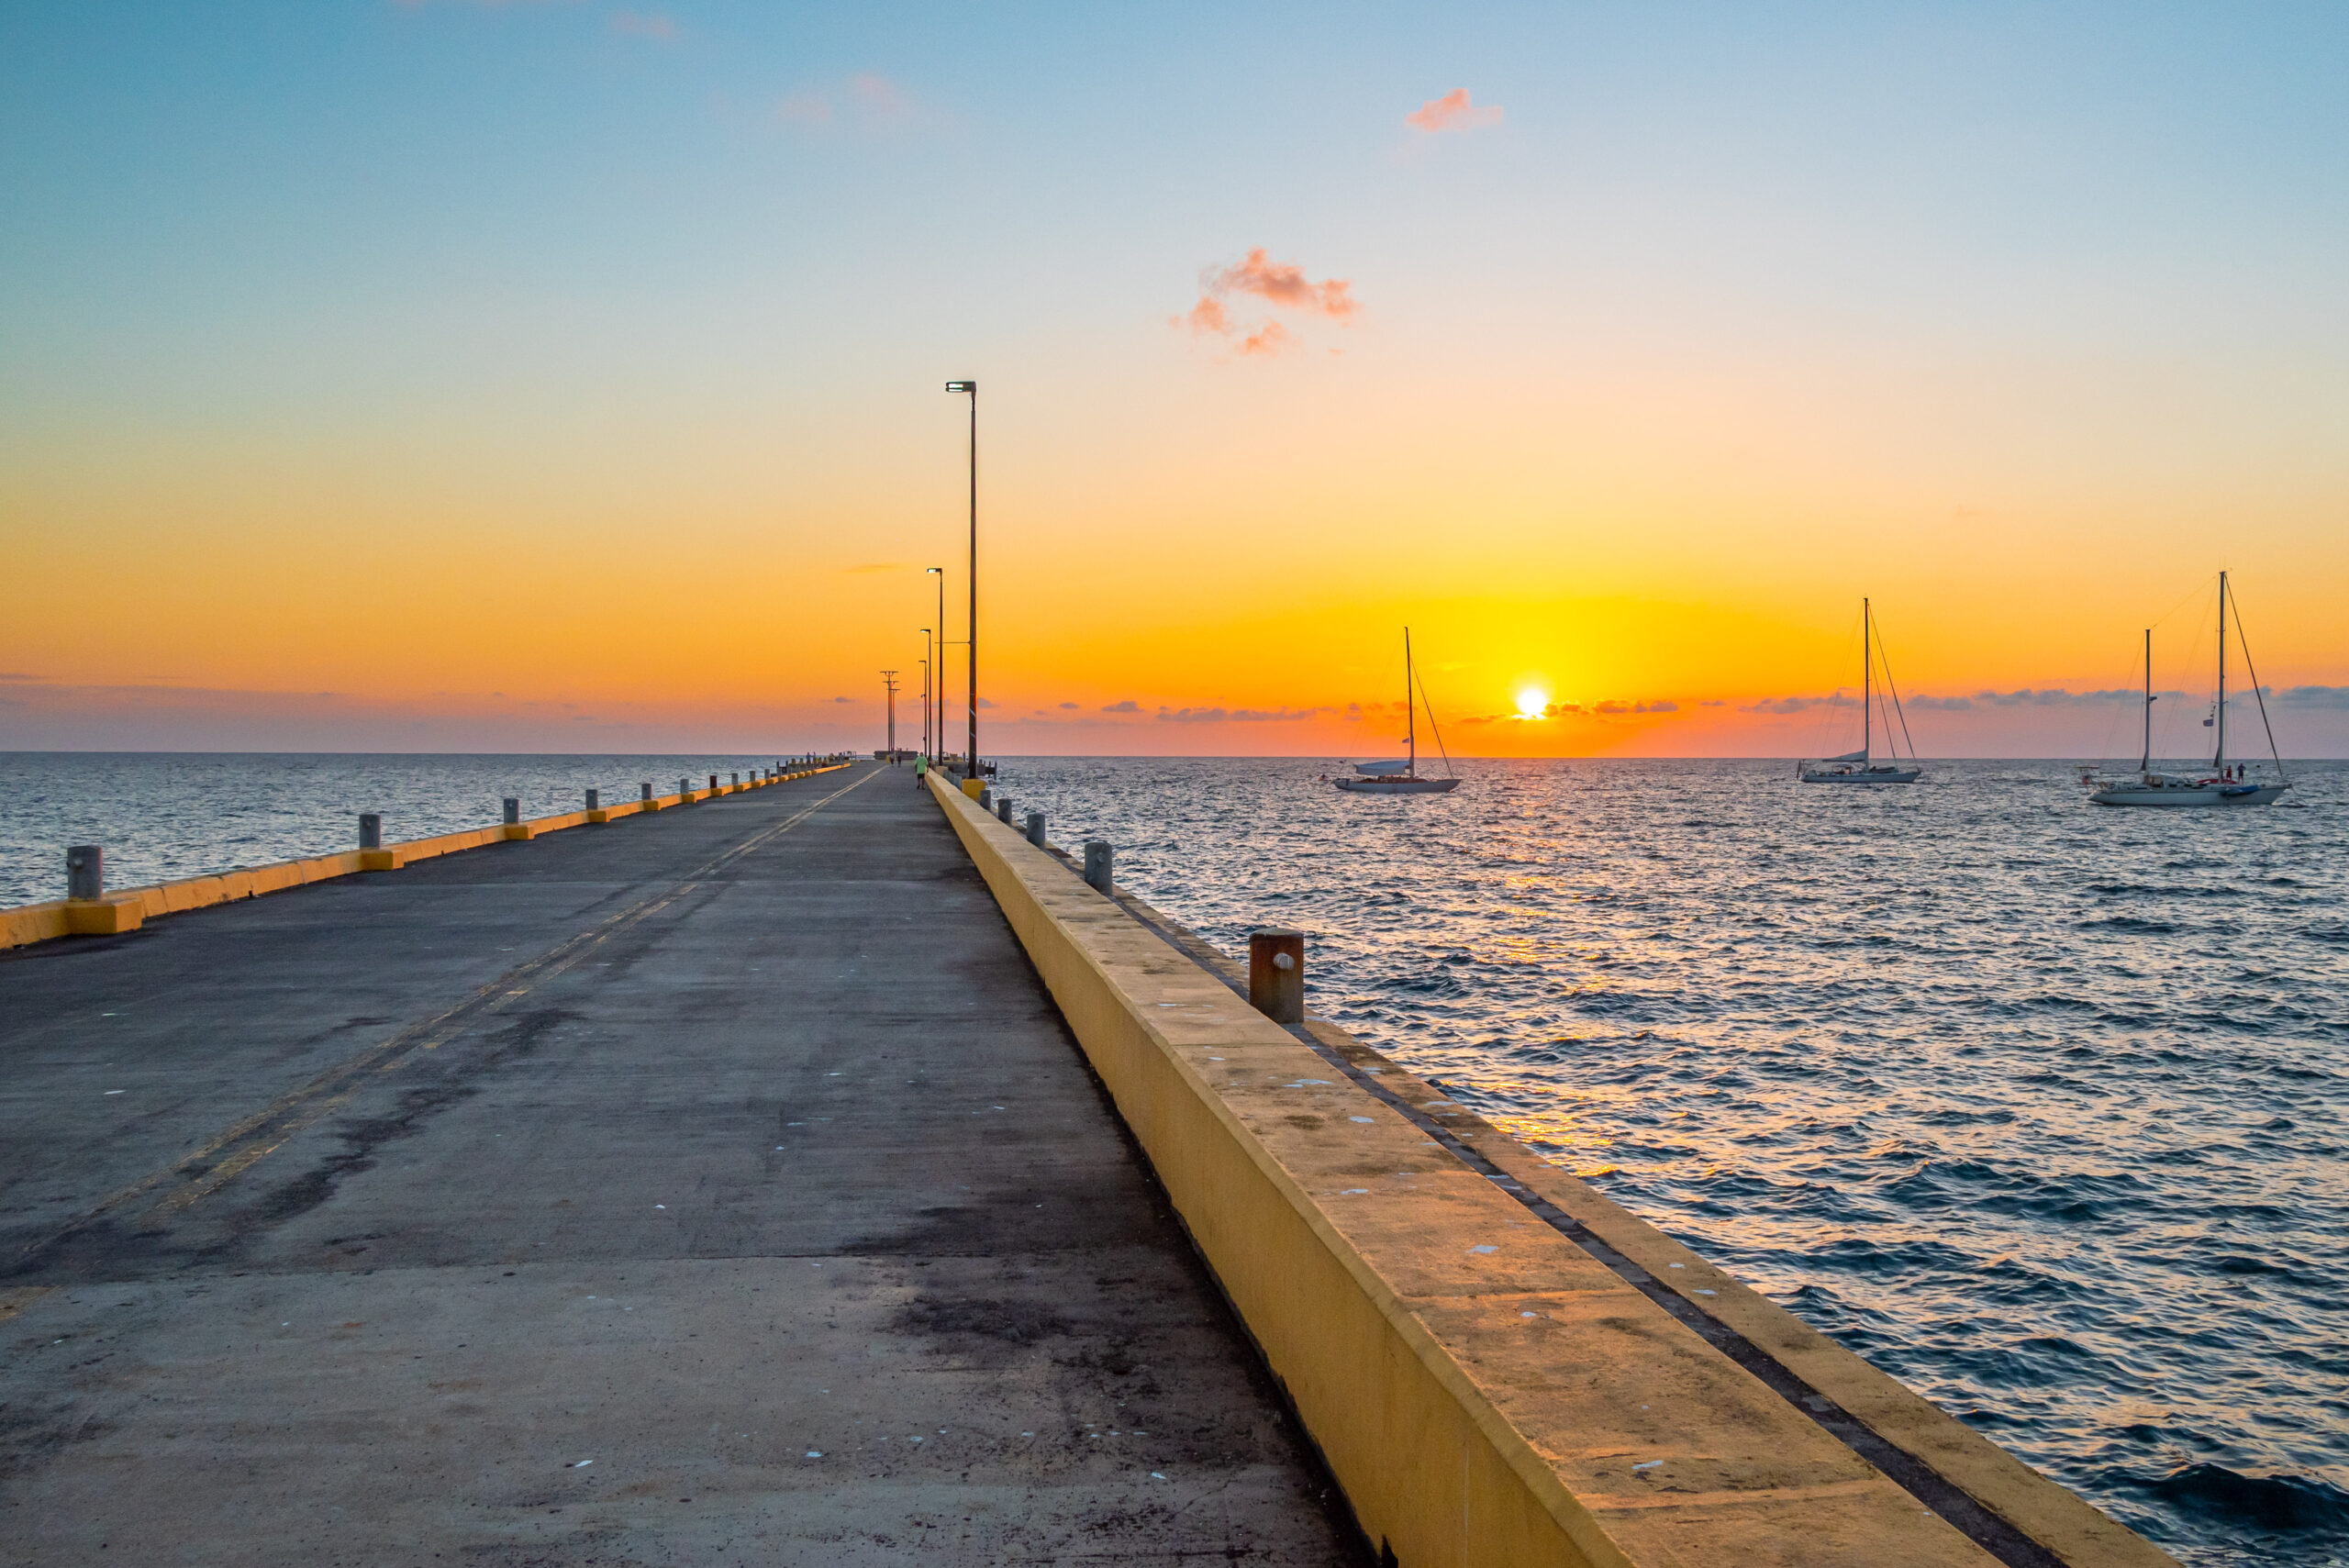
[4,751,2341,1563]
[997,756,2348,1568]
[0,752,801,906]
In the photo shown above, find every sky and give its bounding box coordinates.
[3,1,2344,757]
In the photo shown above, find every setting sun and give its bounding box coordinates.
[1515,688,1550,720]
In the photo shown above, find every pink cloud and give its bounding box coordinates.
[1405,88,1503,134]
[849,72,914,120]
[1237,321,1292,357]
[1208,249,1357,321]
[1183,295,1230,336]
[1177,248,1359,360]
[612,9,676,39]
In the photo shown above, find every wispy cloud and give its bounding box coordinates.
[1237,321,1291,357]
[2279,684,2349,708]
[774,72,920,131]
[1739,695,1831,714]
[1970,687,2174,707]
[1058,701,1078,710]
[611,9,676,39]
[1405,88,1503,135]
[1100,699,1141,714]
[1177,247,1358,359]
[1159,705,1333,724]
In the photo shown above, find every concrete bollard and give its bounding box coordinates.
[359,813,383,851]
[731,772,740,787]
[1248,929,1306,1024]
[996,795,1013,824]
[640,782,652,803]
[584,788,599,812]
[709,774,718,792]
[978,786,992,810]
[66,845,103,901]
[1083,840,1113,895]
[503,797,520,826]
[1026,810,1046,848]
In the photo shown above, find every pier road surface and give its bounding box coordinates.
[0,762,1363,1565]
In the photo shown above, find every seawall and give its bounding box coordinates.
[0,762,852,951]
[926,770,2176,1568]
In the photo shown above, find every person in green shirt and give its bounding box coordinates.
[913,753,928,790]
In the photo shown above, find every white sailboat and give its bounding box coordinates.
[1798,598,1922,784]
[1336,628,1461,795]
[2087,572,2289,807]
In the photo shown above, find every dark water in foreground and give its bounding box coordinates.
[2,752,2341,1563]
[999,757,2348,1568]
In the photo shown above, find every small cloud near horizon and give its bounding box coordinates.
[1159,706,1331,724]
[1058,701,1078,709]
[1101,699,1141,714]
[1405,88,1502,134]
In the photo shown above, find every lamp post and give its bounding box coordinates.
[927,565,945,765]
[881,670,899,763]
[918,629,932,758]
[943,381,976,780]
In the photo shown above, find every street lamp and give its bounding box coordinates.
[943,381,976,780]
[880,670,899,764]
[918,628,932,758]
[927,565,945,764]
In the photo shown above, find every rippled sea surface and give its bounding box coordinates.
[0,753,793,906]
[1000,756,2348,1568]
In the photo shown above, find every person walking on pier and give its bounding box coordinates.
[913,752,928,791]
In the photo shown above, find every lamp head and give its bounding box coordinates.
[944,380,976,394]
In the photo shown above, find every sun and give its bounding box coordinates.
[1515,687,1549,719]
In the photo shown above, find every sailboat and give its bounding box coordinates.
[1798,598,1922,784]
[2087,571,2289,807]
[1335,628,1461,795]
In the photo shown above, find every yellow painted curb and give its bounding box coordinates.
[925,773,2171,1568]
[0,763,853,952]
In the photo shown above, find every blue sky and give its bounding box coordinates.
[4,2,2344,753]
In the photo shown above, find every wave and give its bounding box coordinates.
[2125,1462,2349,1540]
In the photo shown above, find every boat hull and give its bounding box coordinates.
[2090,783,2288,807]
[1333,776,1460,795]
[1798,767,1920,784]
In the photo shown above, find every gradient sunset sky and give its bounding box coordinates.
[4,3,2344,756]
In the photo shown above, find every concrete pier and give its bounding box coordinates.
[0,764,1359,1564]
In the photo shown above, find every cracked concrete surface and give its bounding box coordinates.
[0,763,1362,1565]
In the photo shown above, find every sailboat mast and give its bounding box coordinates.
[2215,572,2228,770]
[2141,628,2152,773]
[1405,627,1417,776]
[1862,598,1872,762]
